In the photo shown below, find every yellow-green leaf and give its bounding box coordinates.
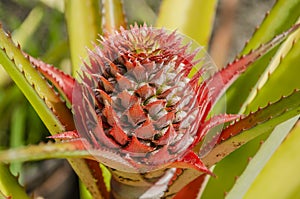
[102,0,127,36]
[244,121,300,199]
[156,0,217,48]
[64,0,101,76]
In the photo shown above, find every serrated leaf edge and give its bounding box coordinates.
[240,19,300,114]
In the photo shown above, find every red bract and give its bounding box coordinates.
[67,25,238,173]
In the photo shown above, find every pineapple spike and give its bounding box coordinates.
[169,150,214,176]
[193,114,241,146]
[25,54,75,103]
[240,11,270,51]
[218,88,300,143]
[48,130,79,140]
[188,67,206,88]
[207,23,300,107]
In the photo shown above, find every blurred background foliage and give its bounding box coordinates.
[0,0,276,198]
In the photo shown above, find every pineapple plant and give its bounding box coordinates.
[0,0,300,198]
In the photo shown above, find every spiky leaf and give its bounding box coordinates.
[166,22,300,198]
[0,163,30,199]
[0,26,73,133]
[225,116,298,199]
[0,26,106,199]
[203,1,300,197]
[226,0,300,113]
[201,89,300,198]
[243,18,300,113]
[203,89,300,166]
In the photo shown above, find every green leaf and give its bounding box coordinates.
[156,0,217,48]
[242,0,300,54]
[203,89,300,167]
[226,0,300,114]
[201,134,268,199]
[12,6,44,49]
[102,0,127,36]
[123,0,157,25]
[9,104,27,176]
[64,0,101,76]
[201,89,300,198]
[204,1,300,198]
[0,6,44,87]
[0,27,104,199]
[0,27,73,134]
[80,181,93,199]
[100,164,111,192]
[244,121,300,199]
[10,105,26,149]
[167,89,300,198]
[0,141,107,199]
[209,15,300,199]
[226,116,298,199]
[0,190,6,199]
[243,18,300,113]
[0,142,90,162]
[0,163,30,199]
[39,0,64,12]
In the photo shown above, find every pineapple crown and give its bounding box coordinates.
[72,25,223,173]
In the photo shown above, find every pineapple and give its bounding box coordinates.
[72,25,237,173]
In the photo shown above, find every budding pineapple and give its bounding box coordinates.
[72,25,235,174]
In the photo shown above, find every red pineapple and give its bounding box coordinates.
[27,23,300,198]
[71,25,238,174]
[31,25,237,174]
[33,22,296,174]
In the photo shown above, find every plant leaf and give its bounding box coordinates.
[244,121,300,199]
[9,104,26,176]
[203,89,300,167]
[226,116,298,199]
[0,26,73,133]
[64,0,101,76]
[0,141,107,199]
[166,22,300,198]
[225,0,300,114]
[201,90,300,199]
[0,141,90,163]
[242,0,300,54]
[122,0,157,25]
[12,6,44,49]
[162,169,199,199]
[242,17,300,113]
[0,163,30,199]
[27,55,75,103]
[156,0,218,48]
[173,173,207,199]
[0,26,105,199]
[0,190,7,199]
[208,23,300,108]
[204,1,300,197]
[102,0,127,36]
